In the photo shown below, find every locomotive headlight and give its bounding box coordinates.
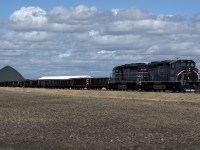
[188,68,191,73]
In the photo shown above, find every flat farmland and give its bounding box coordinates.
[0,87,200,150]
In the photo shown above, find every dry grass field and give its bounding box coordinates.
[0,87,200,150]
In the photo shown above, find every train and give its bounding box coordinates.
[0,77,109,90]
[0,59,200,92]
[109,59,200,92]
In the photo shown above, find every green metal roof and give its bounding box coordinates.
[0,66,24,82]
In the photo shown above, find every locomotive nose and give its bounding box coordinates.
[187,68,198,81]
[188,67,192,73]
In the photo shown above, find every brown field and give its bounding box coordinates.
[0,87,200,150]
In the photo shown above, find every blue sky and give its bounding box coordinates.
[1,0,200,19]
[1,0,200,78]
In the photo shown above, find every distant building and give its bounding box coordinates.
[0,66,24,82]
[39,75,92,80]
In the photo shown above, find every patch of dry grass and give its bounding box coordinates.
[2,87,200,102]
[0,87,200,149]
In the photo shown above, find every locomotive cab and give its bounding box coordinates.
[169,60,199,92]
[169,60,199,82]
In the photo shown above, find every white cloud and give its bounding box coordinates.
[146,45,161,54]
[97,50,116,54]
[9,6,47,22]
[5,31,50,41]
[48,5,97,23]
[112,7,151,20]
[111,8,119,16]
[89,30,99,36]
[73,5,97,19]
[53,52,70,62]
[9,6,48,30]
[192,13,200,22]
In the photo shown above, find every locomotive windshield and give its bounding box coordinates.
[176,62,180,68]
[187,62,195,67]
[185,61,195,67]
[181,62,186,67]
[173,60,195,68]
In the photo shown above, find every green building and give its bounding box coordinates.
[0,66,24,82]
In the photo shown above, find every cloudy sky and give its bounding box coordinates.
[1,0,200,79]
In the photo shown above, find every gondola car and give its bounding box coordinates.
[88,78,109,89]
[38,79,72,88]
[71,77,109,89]
[24,80,39,88]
